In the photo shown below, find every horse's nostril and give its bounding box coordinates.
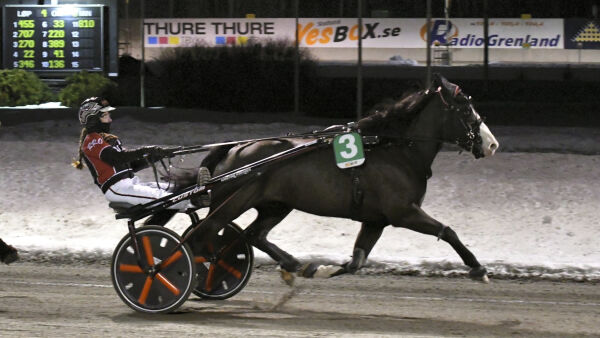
[490,143,498,151]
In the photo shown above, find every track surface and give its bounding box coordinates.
[1,263,599,337]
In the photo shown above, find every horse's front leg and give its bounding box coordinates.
[393,204,488,282]
[300,222,385,278]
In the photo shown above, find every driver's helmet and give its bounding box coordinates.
[78,97,115,127]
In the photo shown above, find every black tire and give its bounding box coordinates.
[111,226,196,314]
[182,221,253,300]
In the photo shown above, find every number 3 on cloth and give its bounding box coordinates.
[333,132,365,169]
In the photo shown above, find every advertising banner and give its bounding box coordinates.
[143,18,404,48]
[144,18,294,47]
[564,19,600,49]
[296,18,404,48]
[144,18,564,49]
[411,18,564,49]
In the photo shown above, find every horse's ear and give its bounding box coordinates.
[432,73,461,97]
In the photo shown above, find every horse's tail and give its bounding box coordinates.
[201,144,236,174]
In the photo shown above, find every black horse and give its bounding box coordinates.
[195,74,499,282]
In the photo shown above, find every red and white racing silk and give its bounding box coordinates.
[82,132,190,210]
[81,132,134,193]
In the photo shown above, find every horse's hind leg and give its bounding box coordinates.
[244,203,299,271]
[392,205,488,282]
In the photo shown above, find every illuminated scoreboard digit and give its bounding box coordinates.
[2,5,104,72]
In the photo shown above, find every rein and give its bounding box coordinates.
[152,134,337,191]
[151,84,482,187]
[171,130,346,156]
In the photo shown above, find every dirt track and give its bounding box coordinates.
[1,263,599,337]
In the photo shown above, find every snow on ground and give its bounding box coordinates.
[0,102,67,110]
[1,115,599,281]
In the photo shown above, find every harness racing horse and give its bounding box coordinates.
[197,74,499,282]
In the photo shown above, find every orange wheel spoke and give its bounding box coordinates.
[194,256,207,264]
[205,264,215,292]
[138,276,153,305]
[119,264,143,273]
[156,273,180,296]
[160,251,182,269]
[217,260,242,279]
[142,236,154,266]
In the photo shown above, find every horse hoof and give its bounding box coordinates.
[298,263,318,278]
[298,263,345,278]
[469,266,489,283]
[346,248,366,273]
[1,247,18,265]
[278,268,295,287]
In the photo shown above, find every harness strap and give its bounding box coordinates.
[350,168,364,221]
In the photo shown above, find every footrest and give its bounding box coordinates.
[109,202,145,219]
[109,202,137,213]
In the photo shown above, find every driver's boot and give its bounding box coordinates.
[191,167,212,207]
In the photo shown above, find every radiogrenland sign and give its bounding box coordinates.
[144,18,565,49]
[408,18,564,48]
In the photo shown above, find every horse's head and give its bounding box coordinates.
[431,74,499,158]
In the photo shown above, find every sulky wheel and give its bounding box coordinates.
[111,226,196,314]
[182,220,253,300]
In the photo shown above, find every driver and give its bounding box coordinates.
[74,97,211,212]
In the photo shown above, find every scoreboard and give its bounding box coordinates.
[2,5,104,72]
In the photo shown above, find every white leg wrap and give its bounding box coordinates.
[313,265,344,278]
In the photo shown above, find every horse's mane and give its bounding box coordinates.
[358,89,431,137]
[365,89,425,116]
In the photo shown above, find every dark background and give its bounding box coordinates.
[1,0,599,127]
[121,0,600,19]
[111,0,600,126]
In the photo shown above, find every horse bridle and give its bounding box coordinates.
[435,87,484,153]
[400,87,483,154]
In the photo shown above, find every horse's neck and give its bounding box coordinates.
[409,141,441,178]
[405,104,445,178]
